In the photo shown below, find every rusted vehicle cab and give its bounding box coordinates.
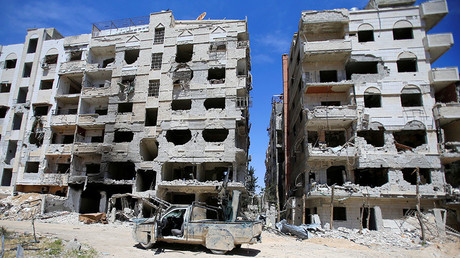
[133,202,262,254]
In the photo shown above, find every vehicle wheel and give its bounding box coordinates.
[234,244,242,249]
[140,242,154,249]
[210,249,227,254]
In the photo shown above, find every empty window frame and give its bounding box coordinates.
[124,49,139,65]
[148,80,160,97]
[321,101,341,106]
[204,98,225,109]
[23,62,32,77]
[44,54,58,64]
[325,131,346,147]
[5,59,17,69]
[166,130,192,145]
[402,168,431,185]
[118,103,133,113]
[113,131,134,142]
[393,129,426,149]
[0,106,8,118]
[171,99,192,111]
[176,44,193,63]
[393,20,413,40]
[333,207,347,221]
[357,129,385,147]
[364,87,381,108]
[145,108,158,126]
[151,53,162,70]
[154,27,165,44]
[327,166,345,186]
[397,59,417,73]
[27,38,38,53]
[358,30,374,42]
[357,24,374,42]
[346,62,378,79]
[17,87,28,103]
[25,161,40,173]
[33,105,49,116]
[1,169,12,186]
[12,113,23,130]
[70,51,82,61]
[354,168,388,187]
[319,70,338,83]
[0,83,11,93]
[40,80,54,90]
[107,162,135,180]
[401,85,422,107]
[208,68,225,84]
[202,129,229,142]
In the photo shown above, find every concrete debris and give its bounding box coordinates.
[276,219,311,239]
[79,213,108,224]
[65,238,82,251]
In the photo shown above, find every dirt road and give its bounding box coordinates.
[1,220,458,257]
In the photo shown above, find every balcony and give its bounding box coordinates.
[73,143,106,154]
[41,173,69,186]
[303,39,351,62]
[46,144,73,155]
[78,113,110,125]
[440,142,460,164]
[50,113,78,125]
[433,103,460,125]
[157,180,245,192]
[429,67,459,90]
[58,60,86,74]
[306,143,356,161]
[424,33,453,62]
[306,105,357,128]
[421,0,448,31]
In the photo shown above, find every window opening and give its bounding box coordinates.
[319,70,338,83]
[202,129,229,142]
[171,99,191,110]
[204,98,225,109]
[154,28,165,44]
[114,131,134,142]
[148,80,160,97]
[145,108,158,126]
[0,83,11,93]
[124,49,139,65]
[176,44,193,63]
[208,68,225,84]
[40,80,54,90]
[402,168,431,185]
[327,166,345,186]
[151,53,162,70]
[118,103,133,113]
[27,38,38,53]
[166,130,192,145]
[23,63,32,77]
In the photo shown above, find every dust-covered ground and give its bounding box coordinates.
[0,219,458,258]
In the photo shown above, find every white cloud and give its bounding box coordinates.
[5,1,106,37]
[254,31,291,53]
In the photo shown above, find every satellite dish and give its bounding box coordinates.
[197,12,206,20]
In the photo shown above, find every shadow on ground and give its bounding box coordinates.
[134,242,260,256]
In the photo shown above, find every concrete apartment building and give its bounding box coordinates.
[0,11,252,216]
[266,0,460,229]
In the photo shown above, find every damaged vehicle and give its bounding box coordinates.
[133,190,262,254]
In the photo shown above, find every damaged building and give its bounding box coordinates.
[0,11,251,218]
[265,0,460,229]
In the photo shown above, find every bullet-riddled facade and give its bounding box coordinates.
[0,11,251,215]
[266,0,460,229]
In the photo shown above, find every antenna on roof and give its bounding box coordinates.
[196,12,206,20]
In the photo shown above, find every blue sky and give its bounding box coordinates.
[0,0,459,191]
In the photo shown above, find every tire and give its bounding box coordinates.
[140,241,154,249]
[234,244,242,249]
[210,249,227,254]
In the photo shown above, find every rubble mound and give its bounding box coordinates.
[0,193,43,220]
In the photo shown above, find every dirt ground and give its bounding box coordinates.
[0,220,459,257]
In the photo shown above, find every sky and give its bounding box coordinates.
[0,0,459,192]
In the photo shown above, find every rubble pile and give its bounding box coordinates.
[0,193,43,220]
[312,227,417,249]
